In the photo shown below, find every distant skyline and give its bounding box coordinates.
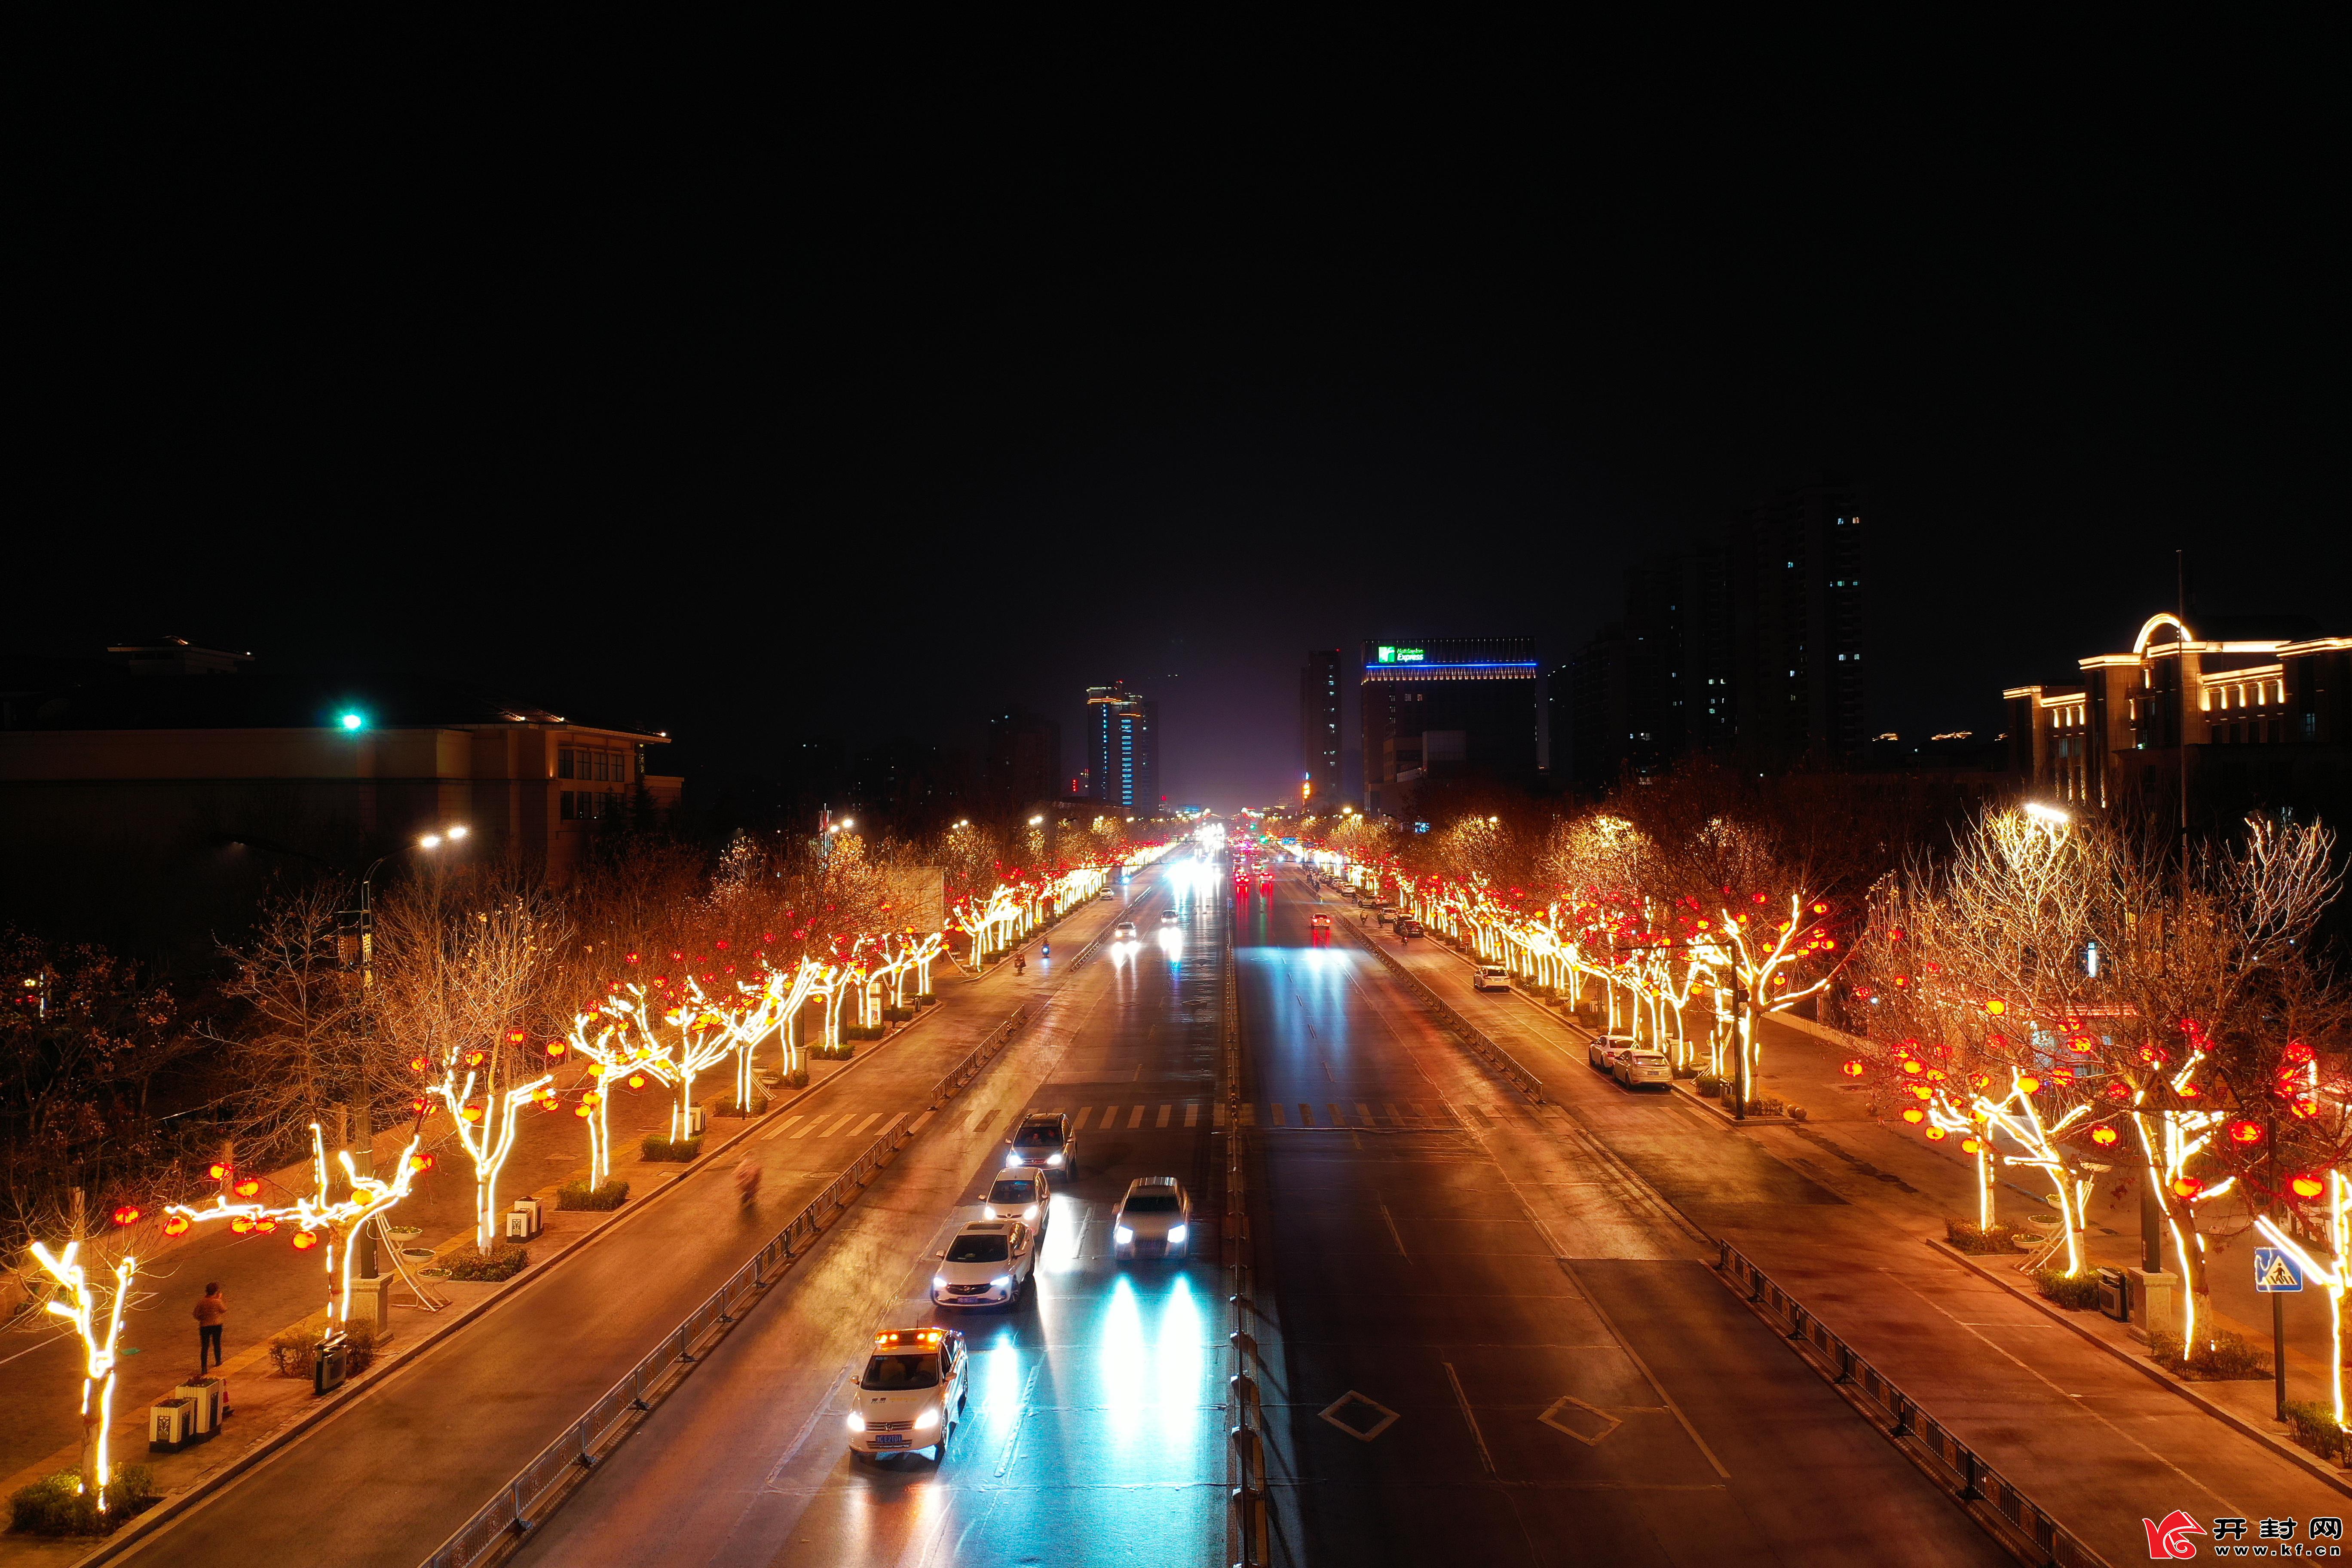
[13,66,2343,814]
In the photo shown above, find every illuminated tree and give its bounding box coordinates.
[22,1213,138,1516]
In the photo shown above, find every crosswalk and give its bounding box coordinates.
[1014,1101,1469,1132]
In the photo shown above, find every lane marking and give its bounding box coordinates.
[1073,1107,1092,1130]
[789,1117,822,1140]
[1213,1103,1226,1128]
[1443,1361,1498,1475]
[820,1112,858,1136]
[1298,1103,1314,1127]
[1127,1105,1145,1129]
[1555,1259,1731,1479]
[1186,1104,1200,1128]
[1328,1102,1345,1127]
[1383,1102,1404,1126]
[876,1112,907,1139]
[1241,1103,1256,1126]
[849,1112,882,1136]
[1378,1202,1408,1256]
[769,1363,854,1483]
[773,1115,806,1136]
[1157,1104,1172,1128]
[1269,1103,1285,1127]
[1356,1102,1374,1127]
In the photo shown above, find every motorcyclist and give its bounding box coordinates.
[735,1155,761,1206]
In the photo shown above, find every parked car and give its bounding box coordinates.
[932,1219,1036,1308]
[1586,1035,1640,1073]
[1396,919,1424,938]
[1612,1048,1674,1089]
[1007,1112,1077,1175]
[1112,1176,1192,1260]
[1472,965,1511,992]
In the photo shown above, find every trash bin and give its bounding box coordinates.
[2098,1266,2130,1321]
[315,1333,350,1396]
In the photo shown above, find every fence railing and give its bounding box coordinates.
[1222,927,1268,1568]
[419,1003,1039,1568]
[1715,1241,2108,1568]
[1341,920,1545,1105]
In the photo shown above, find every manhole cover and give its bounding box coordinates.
[1318,1390,1400,1442]
[1538,1394,1623,1446]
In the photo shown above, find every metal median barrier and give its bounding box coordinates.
[1715,1241,2108,1568]
[1222,929,1268,1568]
[419,1003,1037,1568]
[1339,923,1545,1105]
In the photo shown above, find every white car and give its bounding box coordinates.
[933,1219,1035,1308]
[1586,1035,1639,1072]
[1160,908,1182,926]
[1113,1176,1191,1261]
[1612,1048,1674,1089]
[848,1327,966,1462]
[1472,965,1511,992]
[1113,921,1138,941]
[982,1168,1050,1232]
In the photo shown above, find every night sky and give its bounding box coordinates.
[17,41,2345,812]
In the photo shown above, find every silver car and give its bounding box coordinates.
[1612,1048,1674,1090]
[1586,1035,1639,1072]
[1112,1176,1191,1261]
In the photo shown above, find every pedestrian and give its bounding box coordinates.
[1014,952,1026,976]
[194,1283,226,1372]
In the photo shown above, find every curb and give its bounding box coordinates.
[1925,1237,2352,1502]
[1667,1078,1795,1127]
[58,940,1093,1568]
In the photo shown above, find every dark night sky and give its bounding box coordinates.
[15,33,2346,812]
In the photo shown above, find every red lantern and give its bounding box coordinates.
[410,1097,429,1117]
[1901,1059,1924,1075]
[164,1214,192,1237]
[1840,1060,1865,1078]
[2228,1121,2264,1145]
[1960,1138,1981,1154]
[256,1218,278,1234]
[110,1204,141,1227]
[1985,998,2007,1017]
[573,1104,594,1119]
[2292,1175,2326,1200]
[628,1074,648,1090]
[408,1056,429,1074]
[230,1217,254,1234]
[235,1178,262,1198]
[546,1041,568,1058]
[291,1231,318,1251]
[1901,1107,1926,1125]
[1925,1127,1948,1141]
[2015,1076,2041,1096]
[461,1105,484,1123]
[2171,1176,2204,1200]
[408,1152,436,1173]
[507,1030,527,1045]
[208,1161,233,1181]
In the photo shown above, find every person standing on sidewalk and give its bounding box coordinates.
[194,1283,226,1372]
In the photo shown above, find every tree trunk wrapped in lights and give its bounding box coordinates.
[166,1124,423,1328]
[25,1227,136,1516]
[601,973,743,1143]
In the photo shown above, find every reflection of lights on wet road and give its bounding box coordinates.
[1041,1194,1086,1272]
[1098,1272,1207,1450]
[1156,927,1184,962]
[1101,1276,1147,1442]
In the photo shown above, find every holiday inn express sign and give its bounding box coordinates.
[1374,646,1425,664]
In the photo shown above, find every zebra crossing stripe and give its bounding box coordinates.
[1187,1104,1201,1128]
[849,1112,882,1136]
[1127,1105,1145,1129]
[1157,1104,1172,1128]
[1357,1102,1374,1125]
[1073,1107,1093,1130]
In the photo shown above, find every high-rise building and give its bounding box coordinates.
[1085,683,1159,813]
[1359,638,1540,818]
[1565,481,1865,785]
[985,709,1062,811]
[1298,649,1341,808]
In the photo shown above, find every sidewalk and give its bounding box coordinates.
[0,876,1152,1564]
[1331,892,2352,1565]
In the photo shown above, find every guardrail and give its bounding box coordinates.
[1338,919,1545,1104]
[420,1004,1038,1568]
[1715,1241,2107,1568]
[1222,927,1268,1568]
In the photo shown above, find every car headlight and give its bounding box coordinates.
[1114,1225,1134,1244]
[1006,1152,1023,1167]
[913,1407,940,1431]
[1023,1204,1039,1221]
[845,1412,865,1432]
[1047,1153,1064,1166]
[933,1275,947,1290]
[992,1275,1012,1290]
[1167,1224,1187,1244]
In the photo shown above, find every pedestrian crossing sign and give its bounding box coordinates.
[2256,1248,2304,1293]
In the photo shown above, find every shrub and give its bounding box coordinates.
[2284,1399,2349,1464]
[2034,1268,2102,1311]
[444,1244,530,1283]
[1695,1075,1724,1098]
[557,1179,629,1211]
[641,1134,702,1162]
[713,1095,768,1118]
[1671,1064,1699,1080]
[883,1006,913,1022]
[916,994,937,1008]
[269,1320,379,1378]
[785,1066,809,1088]
[9,1466,158,1536]
[2149,1328,2270,1381]
[1945,1219,2023,1255]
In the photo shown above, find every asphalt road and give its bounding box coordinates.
[99,871,1165,1568]
[511,861,1228,1568]
[1241,875,2010,1568]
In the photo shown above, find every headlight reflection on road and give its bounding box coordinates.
[1156,927,1183,962]
[1041,1195,1084,1272]
[1098,1271,1208,1450]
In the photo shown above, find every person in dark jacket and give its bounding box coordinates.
[193,1283,227,1371]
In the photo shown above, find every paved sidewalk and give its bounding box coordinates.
[1326,890,2351,1565]
[0,876,1157,1566]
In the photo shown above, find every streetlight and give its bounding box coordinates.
[1029,815,1044,826]
[2022,802,2070,825]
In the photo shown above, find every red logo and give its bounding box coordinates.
[2144,1511,2205,1559]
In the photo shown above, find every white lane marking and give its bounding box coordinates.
[1357,1102,1374,1126]
[789,1117,823,1140]
[1443,1361,1497,1476]
[773,1115,806,1136]
[1213,1103,1226,1127]
[1379,1202,1408,1256]
[769,1363,854,1482]
[876,1112,907,1138]
[820,1112,859,1136]
[1383,1102,1404,1126]
[1328,1102,1345,1127]
[1127,1105,1145,1129]
[1157,1103,1172,1128]
[1269,1103,1285,1127]
[1186,1104,1201,1128]
[849,1112,882,1136]
[1072,1106,1092,1130]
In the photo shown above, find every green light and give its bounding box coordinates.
[340,712,364,731]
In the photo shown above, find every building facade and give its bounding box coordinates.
[2004,612,2352,824]
[1298,649,1341,808]
[1564,480,1866,787]
[986,709,1063,812]
[1084,683,1159,812]
[1359,638,1540,818]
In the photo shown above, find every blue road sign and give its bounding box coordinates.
[2256,1247,2305,1293]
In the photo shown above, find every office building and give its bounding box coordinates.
[1359,638,1540,818]
[1298,649,1341,808]
[1565,481,1866,786]
[2004,612,2351,826]
[986,709,1063,812]
[1084,683,1159,812]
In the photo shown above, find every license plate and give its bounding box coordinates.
[873,1435,908,1447]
